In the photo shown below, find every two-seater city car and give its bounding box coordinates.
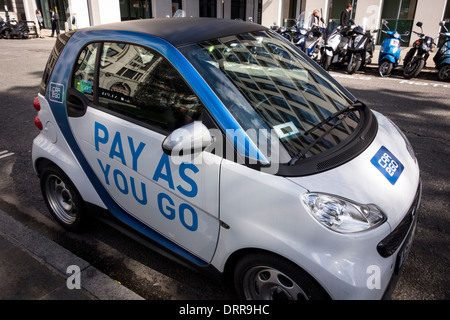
[31,18,421,300]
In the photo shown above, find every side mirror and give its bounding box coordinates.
[439,20,445,27]
[416,21,423,28]
[162,122,214,156]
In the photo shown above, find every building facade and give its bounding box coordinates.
[2,0,450,46]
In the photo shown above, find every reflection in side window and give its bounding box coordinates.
[73,43,98,101]
[98,42,203,133]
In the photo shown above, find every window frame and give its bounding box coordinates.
[69,40,207,136]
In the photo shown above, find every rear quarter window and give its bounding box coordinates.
[39,32,75,96]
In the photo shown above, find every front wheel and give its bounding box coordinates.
[234,252,329,300]
[321,53,332,71]
[403,58,425,79]
[379,61,393,77]
[347,53,362,74]
[40,165,87,232]
[438,64,450,81]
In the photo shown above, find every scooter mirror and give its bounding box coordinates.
[439,21,445,27]
[416,21,423,28]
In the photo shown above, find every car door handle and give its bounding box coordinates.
[66,88,90,117]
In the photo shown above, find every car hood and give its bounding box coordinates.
[287,110,420,229]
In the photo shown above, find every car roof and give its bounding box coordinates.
[86,18,268,47]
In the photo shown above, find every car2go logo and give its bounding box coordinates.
[94,121,200,232]
[371,146,404,185]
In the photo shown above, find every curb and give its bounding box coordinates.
[0,209,144,300]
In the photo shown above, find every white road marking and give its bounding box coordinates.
[0,150,15,159]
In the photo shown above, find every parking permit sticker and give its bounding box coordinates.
[273,122,300,139]
[49,82,65,103]
[371,146,404,185]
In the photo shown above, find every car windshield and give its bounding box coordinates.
[180,30,360,164]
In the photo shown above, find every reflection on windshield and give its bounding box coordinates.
[181,30,360,162]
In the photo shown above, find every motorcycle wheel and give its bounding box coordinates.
[438,65,450,81]
[379,61,393,77]
[2,29,11,39]
[321,54,332,71]
[347,54,361,74]
[403,58,425,79]
[403,48,415,67]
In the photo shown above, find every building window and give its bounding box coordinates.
[327,0,357,26]
[231,0,246,21]
[120,0,152,20]
[199,0,217,18]
[378,0,417,46]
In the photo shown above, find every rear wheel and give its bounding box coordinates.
[234,252,329,300]
[40,165,87,232]
[379,61,393,77]
[438,64,450,81]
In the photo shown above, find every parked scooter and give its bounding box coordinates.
[346,20,375,74]
[403,22,435,79]
[293,12,325,61]
[0,8,30,39]
[433,21,450,81]
[2,19,30,39]
[319,21,352,71]
[378,20,409,77]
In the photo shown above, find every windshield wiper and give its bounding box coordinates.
[288,101,365,166]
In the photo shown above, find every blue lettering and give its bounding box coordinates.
[179,203,198,231]
[153,153,174,190]
[113,169,128,194]
[157,193,175,220]
[97,159,111,185]
[128,137,146,171]
[94,122,109,151]
[109,132,127,166]
[130,176,147,205]
[177,163,199,198]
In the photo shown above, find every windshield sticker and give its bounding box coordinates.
[49,82,65,103]
[370,146,404,185]
[273,122,300,139]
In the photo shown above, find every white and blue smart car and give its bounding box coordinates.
[32,18,421,300]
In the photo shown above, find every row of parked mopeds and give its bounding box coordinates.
[0,14,32,39]
[272,14,450,82]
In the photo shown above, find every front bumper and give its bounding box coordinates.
[381,181,422,299]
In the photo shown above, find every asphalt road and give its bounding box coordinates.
[0,37,448,300]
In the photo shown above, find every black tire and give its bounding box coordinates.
[40,165,87,232]
[379,61,393,77]
[347,53,362,74]
[3,29,11,39]
[403,58,425,79]
[438,64,450,81]
[234,252,329,300]
[321,54,332,71]
[403,48,415,67]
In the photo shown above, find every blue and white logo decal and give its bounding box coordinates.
[49,82,65,103]
[371,146,404,185]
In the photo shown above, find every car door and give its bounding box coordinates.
[66,41,221,263]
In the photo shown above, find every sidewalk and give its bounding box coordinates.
[0,209,144,300]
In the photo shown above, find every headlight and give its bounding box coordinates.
[302,193,386,233]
